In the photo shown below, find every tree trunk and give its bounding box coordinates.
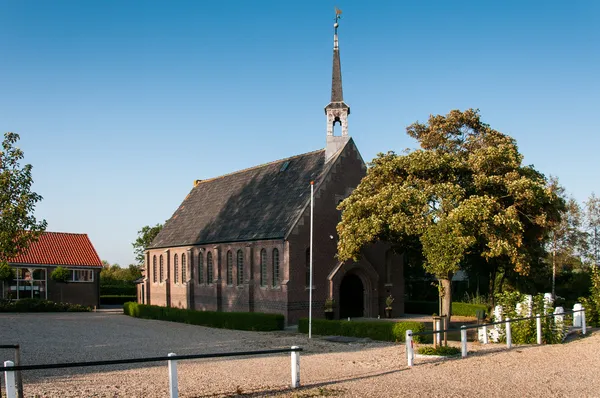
[440,278,452,324]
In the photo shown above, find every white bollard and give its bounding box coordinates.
[536,314,542,345]
[554,306,565,328]
[4,360,17,398]
[406,330,414,367]
[582,308,586,335]
[291,346,300,388]
[434,319,441,346]
[461,326,467,358]
[506,318,512,349]
[168,353,178,398]
[573,303,582,327]
[482,324,489,344]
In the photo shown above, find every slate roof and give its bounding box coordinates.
[9,232,103,267]
[150,148,335,249]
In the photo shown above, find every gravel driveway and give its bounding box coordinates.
[1,312,598,397]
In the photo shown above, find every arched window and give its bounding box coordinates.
[159,255,164,283]
[226,251,233,285]
[207,252,213,283]
[237,250,244,285]
[181,253,187,283]
[153,255,157,283]
[305,248,311,287]
[272,248,280,287]
[198,251,204,284]
[173,254,179,284]
[260,249,267,287]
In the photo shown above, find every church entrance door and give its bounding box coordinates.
[339,273,364,318]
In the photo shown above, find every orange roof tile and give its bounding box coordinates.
[8,232,103,267]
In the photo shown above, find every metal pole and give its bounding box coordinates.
[290,346,300,388]
[406,330,414,367]
[4,360,17,398]
[505,318,512,349]
[168,353,178,398]
[581,308,586,335]
[536,314,542,344]
[460,326,467,358]
[309,181,314,339]
[14,345,23,398]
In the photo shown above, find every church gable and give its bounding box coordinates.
[151,149,329,249]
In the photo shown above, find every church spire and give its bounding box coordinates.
[325,8,350,161]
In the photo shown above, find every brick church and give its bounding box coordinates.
[141,15,405,325]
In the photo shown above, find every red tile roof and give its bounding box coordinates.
[9,232,103,267]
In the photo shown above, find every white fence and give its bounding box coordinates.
[406,304,587,367]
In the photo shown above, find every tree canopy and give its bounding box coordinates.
[132,224,163,265]
[0,132,47,263]
[336,109,564,319]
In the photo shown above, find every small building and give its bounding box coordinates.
[7,232,103,307]
[141,16,405,324]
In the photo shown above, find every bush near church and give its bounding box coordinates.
[0,298,91,312]
[298,318,428,343]
[404,301,488,318]
[123,302,284,331]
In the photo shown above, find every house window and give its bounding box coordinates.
[71,269,94,282]
[173,254,179,285]
[260,249,267,287]
[153,255,157,283]
[198,251,204,284]
[226,251,233,285]
[237,249,244,285]
[272,248,280,287]
[181,253,187,283]
[305,248,311,287]
[207,252,213,284]
[9,267,47,300]
[159,255,164,282]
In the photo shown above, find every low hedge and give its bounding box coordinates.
[123,302,284,331]
[100,284,136,296]
[297,318,427,343]
[405,301,488,317]
[0,298,91,312]
[100,295,138,305]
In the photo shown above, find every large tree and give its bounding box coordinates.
[0,132,47,283]
[336,109,563,321]
[132,224,163,266]
[584,193,600,267]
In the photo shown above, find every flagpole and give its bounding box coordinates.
[309,181,314,339]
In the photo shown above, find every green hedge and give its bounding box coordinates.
[123,302,284,331]
[100,284,136,296]
[100,295,138,305]
[297,318,427,343]
[405,301,488,317]
[0,298,91,312]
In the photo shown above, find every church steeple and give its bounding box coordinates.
[325,8,350,161]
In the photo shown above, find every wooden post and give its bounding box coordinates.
[14,345,23,398]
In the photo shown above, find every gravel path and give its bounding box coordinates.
[1,313,598,397]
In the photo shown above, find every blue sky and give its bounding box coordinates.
[1,1,598,267]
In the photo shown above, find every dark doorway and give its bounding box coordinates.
[340,273,364,318]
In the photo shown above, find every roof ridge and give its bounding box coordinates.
[195,148,325,186]
[41,231,89,236]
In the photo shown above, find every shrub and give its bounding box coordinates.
[297,318,426,343]
[0,298,91,312]
[123,302,284,331]
[405,301,488,317]
[579,267,600,327]
[100,295,138,305]
[100,284,137,296]
[417,345,461,356]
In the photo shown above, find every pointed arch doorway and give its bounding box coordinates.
[339,273,364,318]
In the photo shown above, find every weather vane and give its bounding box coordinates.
[334,7,342,23]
